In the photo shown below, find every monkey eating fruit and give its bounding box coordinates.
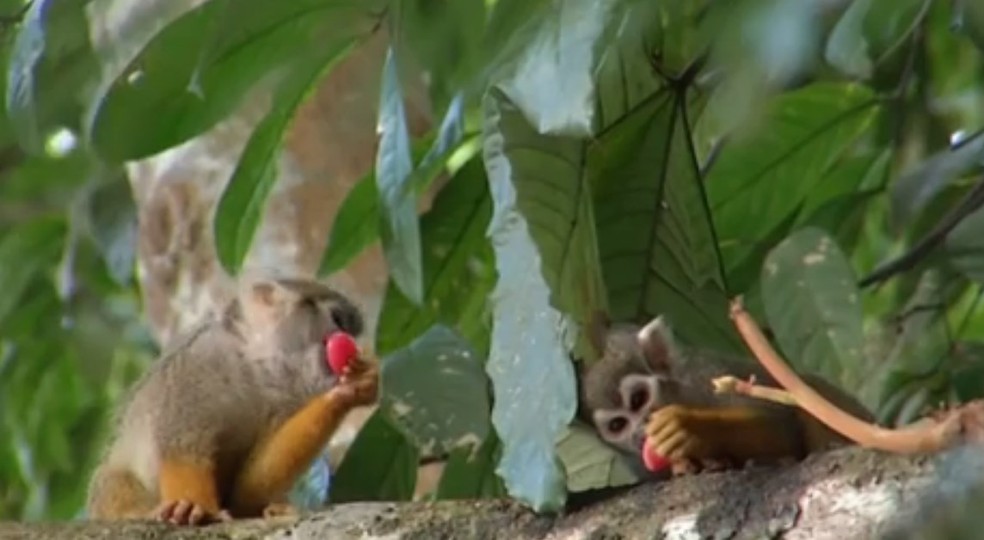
[86,276,378,526]
[580,315,873,476]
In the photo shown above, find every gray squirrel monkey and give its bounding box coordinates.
[86,276,378,525]
[579,315,873,475]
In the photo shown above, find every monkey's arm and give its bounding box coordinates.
[228,364,377,516]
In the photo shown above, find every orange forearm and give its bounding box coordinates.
[230,391,354,514]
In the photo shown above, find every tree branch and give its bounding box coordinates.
[858,176,984,289]
[0,448,965,540]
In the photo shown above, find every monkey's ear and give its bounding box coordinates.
[637,316,675,371]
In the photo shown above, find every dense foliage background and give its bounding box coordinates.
[1,0,983,521]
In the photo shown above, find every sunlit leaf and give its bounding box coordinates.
[375,157,493,356]
[825,0,874,79]
[87,0,378,162]
[329,411,418,503]
[376,48,423,304]
[825,0,931,79]
[761,227,866,389]
[214,41,356,275]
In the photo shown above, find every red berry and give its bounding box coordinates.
[325,332,359,375]
[642,438,670,472]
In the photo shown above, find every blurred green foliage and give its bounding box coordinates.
[1,0,984,521]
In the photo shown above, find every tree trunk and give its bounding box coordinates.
[2,447,975,540]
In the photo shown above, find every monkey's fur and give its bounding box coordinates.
[579,316,873,474]
[86,276,377,525]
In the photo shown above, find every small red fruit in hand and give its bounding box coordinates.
[325,332,359,375]
[642,438,670,472]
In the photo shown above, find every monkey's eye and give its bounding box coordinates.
[628,388,649,412]
[606,417,628,435]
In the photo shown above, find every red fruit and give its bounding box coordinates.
[325,332,359,375]
[642,438,670,472]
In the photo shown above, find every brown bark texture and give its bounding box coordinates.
[4,446,984,540]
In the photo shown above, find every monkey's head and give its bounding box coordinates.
[579,315,682,455]
[232,276,365,390]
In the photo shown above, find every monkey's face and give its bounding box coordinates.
[580,317,679,456]
[238,277,364,387]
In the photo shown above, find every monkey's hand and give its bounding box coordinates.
[334,357,378,407]
[153,499,232,526]
[645,404,800,472]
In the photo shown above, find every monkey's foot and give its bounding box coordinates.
[153,499,232,526]
[262,502,300,519]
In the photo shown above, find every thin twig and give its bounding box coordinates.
[859,176,984,289]
[712,375,798,406]
[729,296,964,454]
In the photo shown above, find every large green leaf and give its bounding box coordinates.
[947,204,984,284]
[0,217,66,329]
[375,157,493,356]
[380,325,490,456]
[483,88,603,512]
[328,411,418,503]
[890,130,984,231]
[706,83,880,276]
[375,47,423,305]
[86,0,378,162]
[761,227,866,390]
[6,0,99,153]
[590,90,735,350]
[214,41,357,275]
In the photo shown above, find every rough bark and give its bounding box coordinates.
[3,447,980,540]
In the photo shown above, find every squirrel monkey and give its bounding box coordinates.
[579,315,873,475]
[86,276,378,525]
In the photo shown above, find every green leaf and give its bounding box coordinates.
[318,95,469,278]
[824,0,875,78]
[0,217,66,329]
[556,422,640,492]
[958,0,984,51]
[707,82,881,276]
[947,204,984,284]
[214,41,356,275]
[483,89,600,512]
[375,156,493,356]
[380,325,490,455]
[435,431,506,500]
[86,0,377,162]
[6,0,100,153]
[590,89,735,350]
[890,130,984,231]
[761,227,866,389]
[824,0,931,79]
[82,172,137,285]
[376,47,423,304]
[317,173,380,276]
[329,411,418,503]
